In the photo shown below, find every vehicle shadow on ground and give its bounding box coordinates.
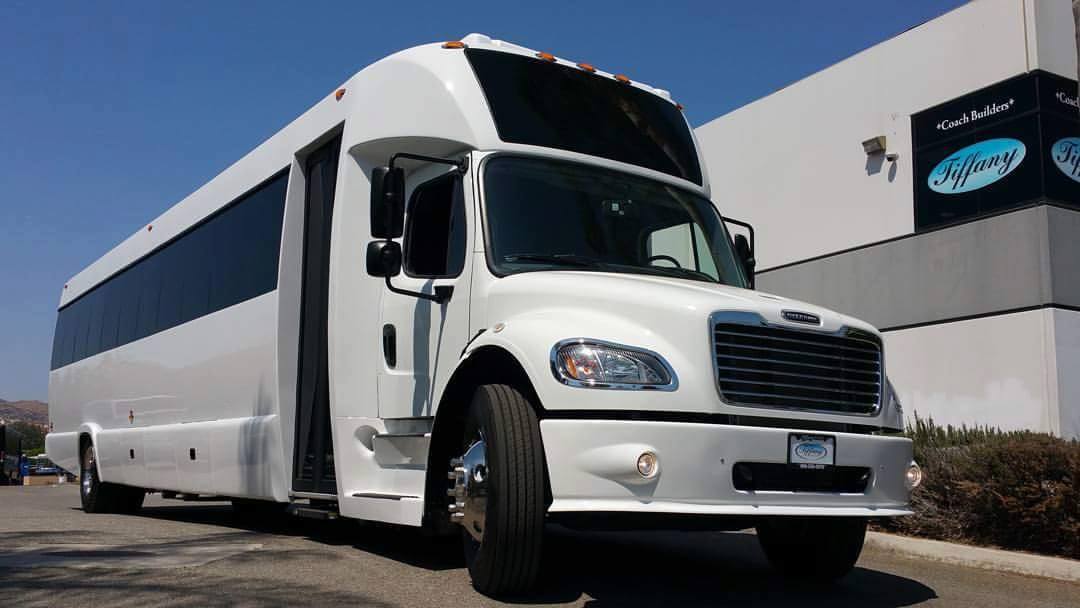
[0,564,390,607]
[524,527,937,607]
[122,502,937,607]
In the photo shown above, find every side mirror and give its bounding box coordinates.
[366,240,402,277]
[733,234,756,289]
[370,166,405,238]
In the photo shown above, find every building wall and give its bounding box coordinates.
[883,307,1060,434]
[1052,307,1080,437]
[697,0,1077,270]
[755,204,1080,331]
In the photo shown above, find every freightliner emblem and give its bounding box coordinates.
[781,310,821,325]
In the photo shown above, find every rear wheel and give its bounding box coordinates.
[79,439,144,514]
[449,384,546,597]
[756,516,867,582]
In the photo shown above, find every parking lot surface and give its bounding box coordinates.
[1,485,1077,607]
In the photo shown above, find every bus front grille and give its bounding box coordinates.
[711,319,882,415]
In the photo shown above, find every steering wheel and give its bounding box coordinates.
[647,254,682,268]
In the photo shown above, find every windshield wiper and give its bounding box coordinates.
[502,253,603,268]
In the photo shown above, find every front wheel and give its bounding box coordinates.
[449,384,546,597]
[80,440,144,514]
[756,516,867,582]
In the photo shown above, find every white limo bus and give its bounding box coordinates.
[46,34,918,596]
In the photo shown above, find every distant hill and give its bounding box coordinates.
[0,398,48,426]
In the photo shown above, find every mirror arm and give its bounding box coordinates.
[722,216,755,252]
[384,275,452,304]
[389,152,469,175]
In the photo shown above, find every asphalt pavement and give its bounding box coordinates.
[1,485,1076,607]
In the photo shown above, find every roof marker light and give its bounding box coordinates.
[614,74,631,84]
[577,62,596,73]
[147,225,153,232]
[536,51,557,62]
[335,88,346,101]
[676,102,684,110]
[442,41,467,49]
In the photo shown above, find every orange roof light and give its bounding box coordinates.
[442,41,467,49]
[577,62,596,73]
[614,74,631,84]
[675,102,684,110]
[536,51,557,62]
[335,88,346,101]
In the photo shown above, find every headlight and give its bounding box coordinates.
[551,339,676,390]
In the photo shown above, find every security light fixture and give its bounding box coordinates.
[862,135,887,155]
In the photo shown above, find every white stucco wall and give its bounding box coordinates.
[1050,307,1080,438]
[883,308,1064,436]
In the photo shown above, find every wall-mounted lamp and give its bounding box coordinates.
[862,135,887,155]
[862,135,899,162]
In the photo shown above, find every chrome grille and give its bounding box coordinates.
[712,318,882,415]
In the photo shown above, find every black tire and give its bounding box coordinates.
[756,516,867,582]
[79,439,145,514]
[461,384,546,597]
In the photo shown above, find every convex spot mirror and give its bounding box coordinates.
[366,240,402,278]
[371,166,405,239]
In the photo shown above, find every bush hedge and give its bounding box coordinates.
[875,416,1080,560]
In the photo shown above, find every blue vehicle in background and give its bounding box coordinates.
[27,455,60,476]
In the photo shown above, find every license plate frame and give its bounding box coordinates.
[788,433,835,469]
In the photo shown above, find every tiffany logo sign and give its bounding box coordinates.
[928,138,1026,194]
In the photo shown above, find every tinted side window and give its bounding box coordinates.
[50,169,288,370]
[404,174,466,278]
[84,289,105,359]
[99,280,120,352]
[135,254,161,339]
[115,266,139,346]
[50,309,68,369]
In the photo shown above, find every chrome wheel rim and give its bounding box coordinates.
[81,447,94,497]
[448,438,487,542]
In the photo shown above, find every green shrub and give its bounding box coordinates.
[877,415,1080,559]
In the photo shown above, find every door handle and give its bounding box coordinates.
[382,324,397,368]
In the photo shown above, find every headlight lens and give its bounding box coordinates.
[552,340,674,389]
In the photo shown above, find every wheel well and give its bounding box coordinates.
[423,346,549,530]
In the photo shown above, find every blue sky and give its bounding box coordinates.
[0,1,963,401]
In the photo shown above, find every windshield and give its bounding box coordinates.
[482,156,748,287]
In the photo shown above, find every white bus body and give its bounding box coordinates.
[46,34,915,594]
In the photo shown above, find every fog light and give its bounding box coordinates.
[636,452,659,478]
[905,461,923,490]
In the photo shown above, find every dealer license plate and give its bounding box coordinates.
[788,434,835,469]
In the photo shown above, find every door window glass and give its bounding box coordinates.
[404,174,466,278]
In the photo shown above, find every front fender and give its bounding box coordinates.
[44,421,102,477]
[464,310,718,414]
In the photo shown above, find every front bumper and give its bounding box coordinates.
[540,419,913,517]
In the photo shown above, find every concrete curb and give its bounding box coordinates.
[865,531,1080,583]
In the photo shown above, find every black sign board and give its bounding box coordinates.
[912,70,1079,231]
